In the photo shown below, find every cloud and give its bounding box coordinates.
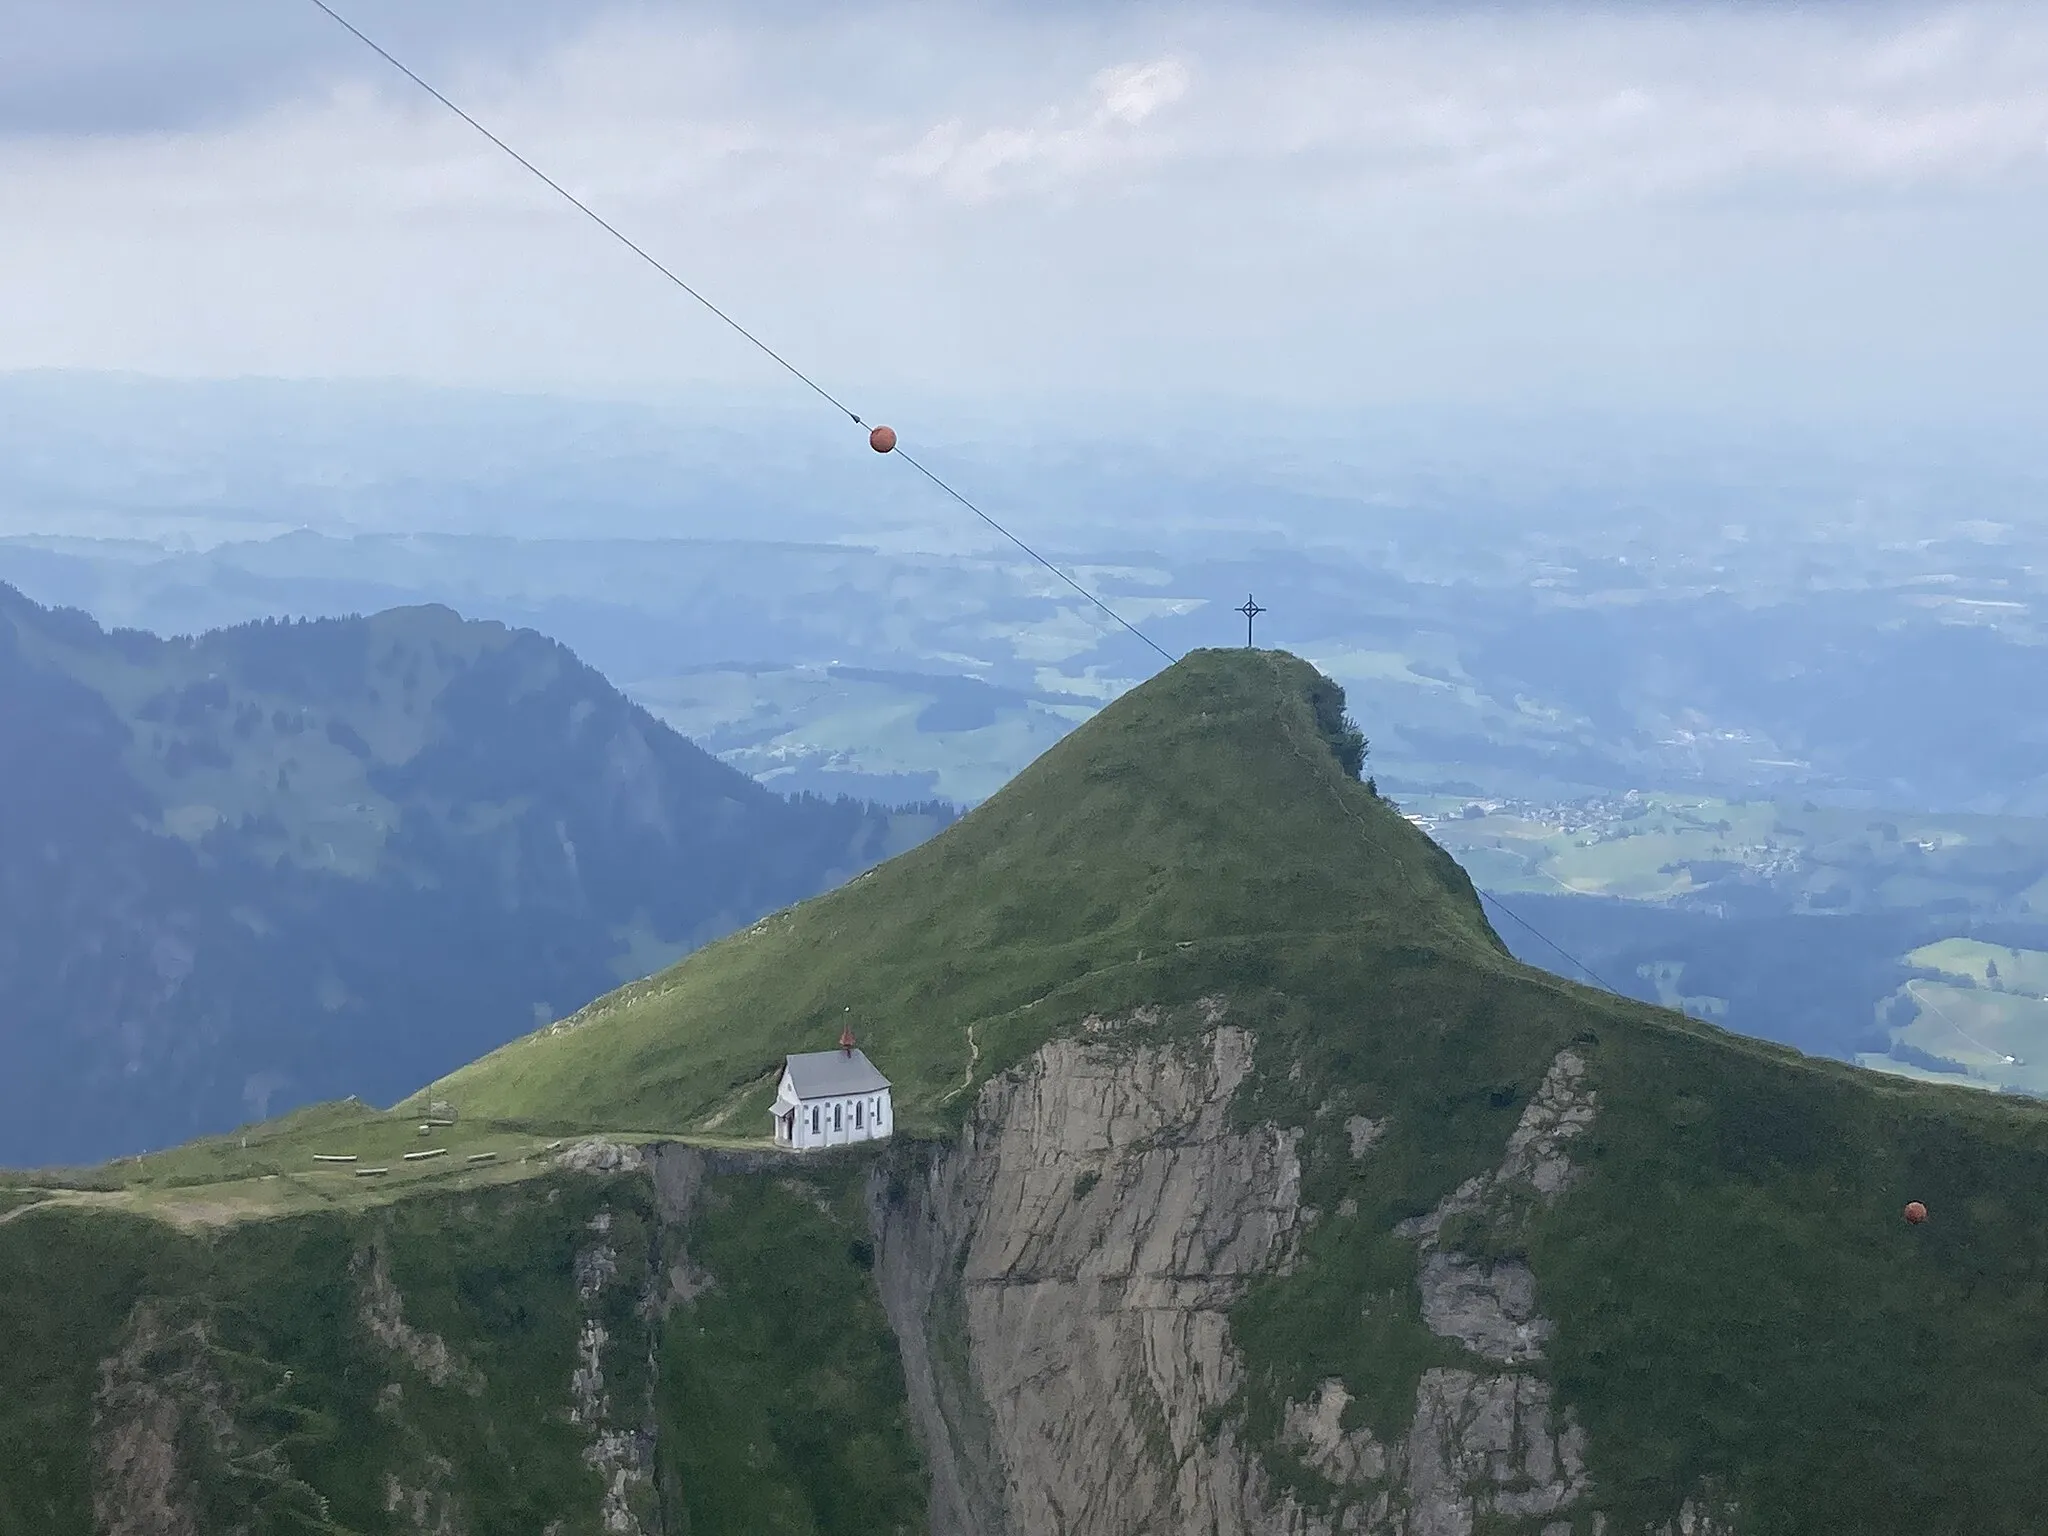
[1077,4,2048,207]
[1,1,2045,418]
[1099,58,1190,124]
[882,56,1192,201]
[0,0,587,136]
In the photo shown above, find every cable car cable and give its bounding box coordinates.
[300,0,1624,996]
[301,0,1176,666]
[890,447,1174,662]
[1474,891,1621,996]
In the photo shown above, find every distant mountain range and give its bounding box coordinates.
[0,582,952,1166]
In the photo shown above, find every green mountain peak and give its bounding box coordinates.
[384,645,2048,1532]
[14,645,2048,1533]
[438,648,1507,1134]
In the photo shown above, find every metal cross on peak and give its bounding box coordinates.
[1235,594,1266,648]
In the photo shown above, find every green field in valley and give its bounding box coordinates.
[1409,792,2048,918]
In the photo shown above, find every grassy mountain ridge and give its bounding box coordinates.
[434,648,1500,1134]
[0,581,951,1166]
[1208,930,2048,1530]
[427,647,2048,1530]
[5,648,2048,1530]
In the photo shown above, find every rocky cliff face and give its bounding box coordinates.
[74,1160,685,1536]
[59,1020,1738,1536]
[871,1011,1732,1536]
[874,1013,1304,1535]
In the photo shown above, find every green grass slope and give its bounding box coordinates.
[437,648,1500,1134]
[1208,935,2048,1532]
[435,647,2048,1533]
[17,647,2048,1532]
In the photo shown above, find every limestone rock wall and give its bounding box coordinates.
[873,1024,1739,1536]
[873,1019,1306,1536]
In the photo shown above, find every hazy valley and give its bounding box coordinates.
[2,385,2046,1536]
[7,375,2048,1121]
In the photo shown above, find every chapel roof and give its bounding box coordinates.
[782,1047,891,1099]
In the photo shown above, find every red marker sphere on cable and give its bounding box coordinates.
[869,425,897,454]
[1904,1200,1928,1225]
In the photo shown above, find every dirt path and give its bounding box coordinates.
[701,1067,779,1131]
[943,1022,981,1104]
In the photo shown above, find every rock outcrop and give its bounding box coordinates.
[866,1026,1746,1535]
[353,1243,486,1395]
[558,1138,646,1176]
[92,1305,223,1536]
[873,1020,1306,1535]
[1244,1049,1603,1536]
[1397,1049,1596,1366]
[568,1208,658,1536]
[92,1302,341,1536]
[380,1458,463,1536]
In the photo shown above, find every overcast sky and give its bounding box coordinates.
[3,0,2046,426]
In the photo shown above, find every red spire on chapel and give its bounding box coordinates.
[840,1025,856,1056]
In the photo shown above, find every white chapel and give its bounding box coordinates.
[772,1027,893,1151]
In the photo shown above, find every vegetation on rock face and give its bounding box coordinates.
[1206,938,2048,1532]
[0,581,951,1167]
[660,1162,927,1536]
[0,1153,928,1536]
[0,1175,655,1534]
[1306,670,1369,782]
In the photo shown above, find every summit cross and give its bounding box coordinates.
[1236,594,1266,648]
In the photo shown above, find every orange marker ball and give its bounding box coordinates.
[869,425,897,453]
[1904,1201,1928,1225]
